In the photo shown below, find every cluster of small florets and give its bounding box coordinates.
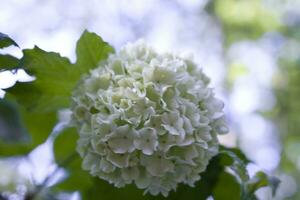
[71,41,228,197]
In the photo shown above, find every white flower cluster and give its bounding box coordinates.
[71,41,228,196]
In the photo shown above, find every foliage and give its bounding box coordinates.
[0,32,20,72]
[0,32,18,49]
[0,99,28,143]
[1,31,113,157]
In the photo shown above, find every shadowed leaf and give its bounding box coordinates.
[0,99,28,143]
[0,32,19,49]
[0,54,19,71]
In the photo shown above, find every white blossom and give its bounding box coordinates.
[71,40,228,196]
[134,127,158,155]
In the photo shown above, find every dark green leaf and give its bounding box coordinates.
[83,178,148,200]
[0,142,32,157]
[0,95,56,157]
[219,149,250,182]
[5,82,48,112]
[0,54,19,71]
[0,99,28,143]
[0,95,54,157]
[218,148,280,200]
[191,154,224,200]
[1,89,58,155]
[193,150,247,200]
[213,172,241,200]
[220,145,251,164]
[0,32,18,49]
[54,165,93,192]
[53,127,78,164]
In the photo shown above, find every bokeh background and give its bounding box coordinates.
[0,0,300,199]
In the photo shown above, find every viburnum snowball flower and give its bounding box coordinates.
[71,41,228,197]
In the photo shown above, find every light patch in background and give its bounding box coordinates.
[176,0,209,11]
[217,132,237,148]
[228,41,277,87]
[227,36,282,175]
[18,140,64,186]
[239,114,280,171]
[0,70,34,98]
[256,174,298,200]
[0,71,16,89]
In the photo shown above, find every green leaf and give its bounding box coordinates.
[0,92,55,156]
[6,30,114,114]
[0,111,56,157]
[0,99,28,143]
[53,127,78,164]
[220,145,251,164]
[8,48,76,113]
[0,96,56,157]
[75,30,114,72]
[53,127,93,192]
[0,142,32,157]
[0,32,19,49]
[213,172,241,200]
[83,178,147,200]
[2,30,114,156]
[197,156,223,199]
[192,150,246,200]
[0,95,56,157]
[219,149,250,182]
[0,54,19,71]
[218,148,280,200]
[164,148,250,200]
